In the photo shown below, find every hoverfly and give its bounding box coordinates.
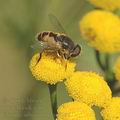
[35,14,81,63]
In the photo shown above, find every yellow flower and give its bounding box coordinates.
[101,97,120,120]
[80,10,120,53]
[29,53,76,84]
[88,0,120,11]
[65,72,112,107]
[57,101,96,120]
[114,57,120,81]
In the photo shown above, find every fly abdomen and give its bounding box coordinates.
[37,33,42,41]
[37,32,49,41]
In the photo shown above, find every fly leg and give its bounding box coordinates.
[63,54,68,71]
[57,50,68,70]
[56,49,62,58]
[35,49,44,66]
[36,47,56,65]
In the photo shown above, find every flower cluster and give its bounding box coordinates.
[29,52,76,84]
[65,72,112,107]
[80,10,120,53]
[57,101,96,120]
[101,97,120,120]
[88,0,120,11]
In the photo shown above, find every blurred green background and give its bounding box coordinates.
[0,0,119,120]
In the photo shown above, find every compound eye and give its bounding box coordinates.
[71,44,81,57]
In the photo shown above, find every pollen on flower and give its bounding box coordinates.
[114,57,120,81]
[65,71,112,108]
[88,0,120,11]
[29,53,76,85]
[80,10,120,53]
[57,101,96,120]
[101,97,120,120]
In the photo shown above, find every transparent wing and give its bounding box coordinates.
[31,40,41,48]
[30,40,47,52]
[48,14,67,34]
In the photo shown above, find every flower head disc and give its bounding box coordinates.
[88,0,120,11]
[80,10,120,53]
[114,57,120,81]
[29,53,76,84]
[65,72,112,107]
[101,97,120,120]
[57,101,96,120]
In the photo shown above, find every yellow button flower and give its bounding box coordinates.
[80,10,120,53]
[114,57,120,81]
[65,72,112,107]
[88,0,120,11]
[57,101,96,120]
[29,53,76,84]
[101,97,120,120]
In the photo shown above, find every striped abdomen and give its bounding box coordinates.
[36,31,61,48]
[37,31,58,41]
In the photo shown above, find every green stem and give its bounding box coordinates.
[95,50,119,94]
[104,54,110,79]
[95,50,111,77]
[95,50,106,71]
[105,54,109,70]
[48,84,57,120]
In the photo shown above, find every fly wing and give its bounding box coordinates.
[31,40,41,49]
[30,39,47,52]
[48,14,67,34]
